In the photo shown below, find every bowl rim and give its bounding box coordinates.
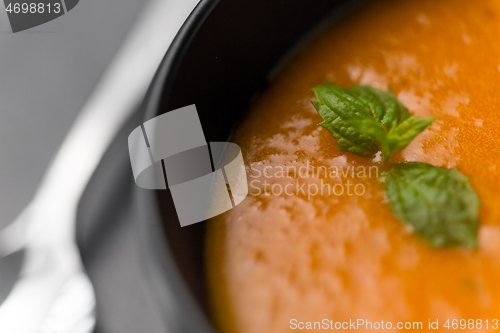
[134,0,219,331]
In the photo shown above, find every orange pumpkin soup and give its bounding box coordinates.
[206,0,500,332]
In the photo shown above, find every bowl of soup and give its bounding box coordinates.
[134,0,500,332]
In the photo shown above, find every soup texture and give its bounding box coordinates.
[206,0,500,332]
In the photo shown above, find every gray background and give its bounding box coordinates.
[0,0,145,228]
[0,1,167,332]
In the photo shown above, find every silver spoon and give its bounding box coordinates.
[0,0,199,331]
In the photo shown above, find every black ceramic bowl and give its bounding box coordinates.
[79,0,365,332]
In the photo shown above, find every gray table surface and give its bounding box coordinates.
[0,0,145,228]
[0,1,170,332]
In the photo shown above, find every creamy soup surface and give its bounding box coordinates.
[206,0,500,332]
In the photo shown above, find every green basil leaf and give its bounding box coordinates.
[312,85,379,157]
[346,85,410,129]
[312,83,434,161]
[386,116,435,157]
[385,162,480,249]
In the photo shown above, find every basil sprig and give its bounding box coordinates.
[386,163,480,249]
[311,83,480,249]
[312,84,434,161]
